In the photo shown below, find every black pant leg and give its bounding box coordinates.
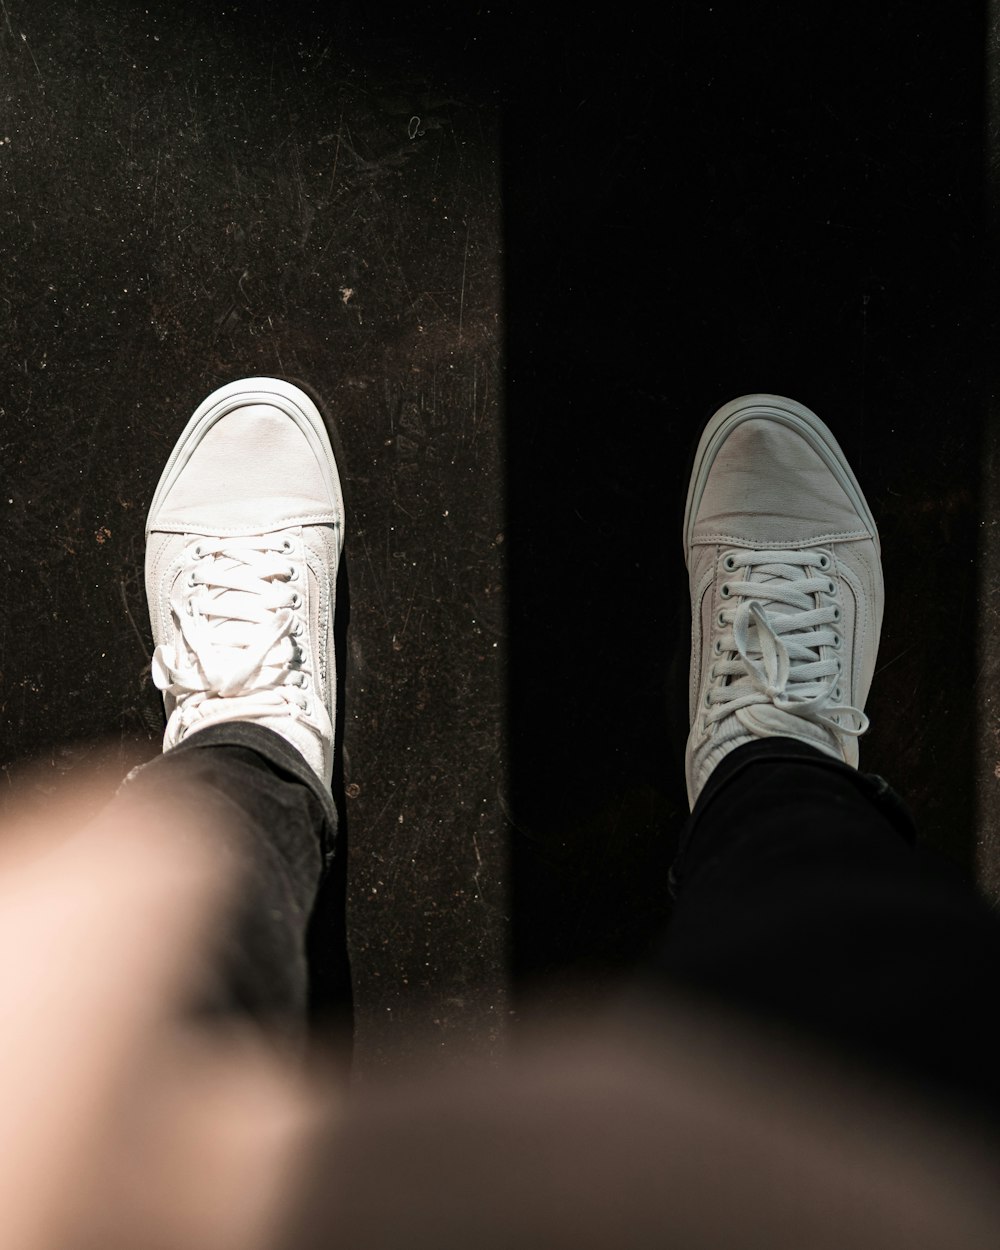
[112,722,339,1033]
[644,737,1000,1128]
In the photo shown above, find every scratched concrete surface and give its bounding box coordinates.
[0,0,506,1073]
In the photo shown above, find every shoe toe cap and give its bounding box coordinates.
[691,417,873,549]
[149,401,342,535]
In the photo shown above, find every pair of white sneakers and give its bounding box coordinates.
[146,382,882,810]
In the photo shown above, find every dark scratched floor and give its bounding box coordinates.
[2,1,999,1072]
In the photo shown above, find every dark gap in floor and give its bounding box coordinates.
[502,2,988,1003]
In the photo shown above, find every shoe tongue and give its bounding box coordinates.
[745,563,812,639]
[746,557,802,590]
[747,565,782,591]
[204,588,265,643]
[738,565,820,691]
[197,554,287,662]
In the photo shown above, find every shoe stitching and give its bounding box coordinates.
[692,564,714,725]
[302,538,333,694]
[693,527,872,546]
[835,557,863,690]
[148,510,341,537]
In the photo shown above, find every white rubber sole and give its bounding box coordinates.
[683,393,879,563]
[145,376,345,546]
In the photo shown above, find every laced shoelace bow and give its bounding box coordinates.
[706,549,869,741]
[152,535,312,743]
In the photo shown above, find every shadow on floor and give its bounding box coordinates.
[503,2,989,998]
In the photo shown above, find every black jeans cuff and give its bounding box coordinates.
[669,737,918,899]
[119,722,339,872]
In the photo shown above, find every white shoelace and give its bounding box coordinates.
[152,535,313,746]
[706,549,869,741]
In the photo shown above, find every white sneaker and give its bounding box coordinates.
[145,377,345,786]
[684,394,883,810]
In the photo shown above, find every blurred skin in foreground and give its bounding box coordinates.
[0,750,334,1250]
[2,750,1000,1250]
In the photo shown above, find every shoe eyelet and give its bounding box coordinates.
[720,583,731,598]
[289,591,302,609]
[192,543,204,559]
[723,554,737,571]
[831,605,841,622]
[291,620,304,637]
[717,610,727,627]
[831,632,841,650]
[817,553,830,569]
[827,580,836,595]
[704,691,712,708]
[186,570,198,588]
[835,658,842,672]
[280,537,294,554]
[713,638,723,655]
[287,566,298,582]
[834,687,842,700]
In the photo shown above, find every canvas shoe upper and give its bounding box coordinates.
[144,377,344,786]
[684,394,884,810]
